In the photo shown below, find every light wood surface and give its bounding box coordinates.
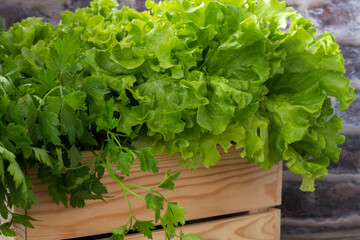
[276,161,283,206]
[13,208,26,240]
[14,147,282,240]
[124,209,280,240]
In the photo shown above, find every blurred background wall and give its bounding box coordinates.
[280,1,360,239]
[0,0,359,239]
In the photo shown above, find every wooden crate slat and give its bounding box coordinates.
[16,147,281,240]
[276,160,283,206]
[13,208,26,240]
[124,209,280,240]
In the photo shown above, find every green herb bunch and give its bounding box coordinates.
[0,0,354,239]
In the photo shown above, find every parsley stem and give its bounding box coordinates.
[66,149,101,171]
[124,184,151,191]
[66,157,98,170]
[121,183,134,217]
[105,153,145,202]
[164,230,181,239]
[90,147,104,175]
[152,190,169,203]
[124,185,169,203]
[108,131,123,149]
[59,72,64,98]
[122,184,146,202]
[37,86,61,111]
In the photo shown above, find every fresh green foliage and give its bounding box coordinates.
[0,0,354,239]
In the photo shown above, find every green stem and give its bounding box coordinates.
[124,185,168,203]
[66,148,101,171]
[106,154,145,202]
[163,229,182,239]
[108,131,123,149]
[122,185,146,202]
[66,157,98,171]
[110,132,128,137]
[152,190,168,203]
[124,184,151,191]
[59,72,64,98]
[90,150,99,158]
[90,150,102,175]
[122,183,134,217]
[37,86,61,111]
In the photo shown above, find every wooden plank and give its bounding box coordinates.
[13,208,26,240]
[249,208,269,214]
[276,161,283,206]
[16,147,281,240]
[124,209,280,240]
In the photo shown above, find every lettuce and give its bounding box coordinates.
[0,0,354,191]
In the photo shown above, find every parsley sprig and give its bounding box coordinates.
[0,15,195,239]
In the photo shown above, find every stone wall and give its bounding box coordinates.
[280,0,360,237]
[0,0,152,27]
[0,0,359,238]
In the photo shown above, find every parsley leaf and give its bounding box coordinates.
[145,193,164,222]
[47,28,83,75]
[0,222,16,237]
[64,90,87,111]
[0,155,4,185]
[106,141,134,176]
[133,220,155,239]
[48,178,68,207]
[90,179,108,195]
[161,202,186,234]
[158,170,181,190]
[60,103,83,145]
[38,111,61,145]
[32,147,53,167]
[0,146,27,195]
[111,224,127,236]
[109,234,125,240]
[69,145,82,167]
[136,148,159,174]
[181,233,203,240]
[12,213,37,228]
[96,98,119,131]
[17,94,38,144]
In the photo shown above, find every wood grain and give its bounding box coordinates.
[14,147,282,240]
[124,209,280,240]
[13,208,26,240]
[276,161,283,206]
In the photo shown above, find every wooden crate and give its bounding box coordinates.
[124,209,281,240]
[13,147,282,240]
